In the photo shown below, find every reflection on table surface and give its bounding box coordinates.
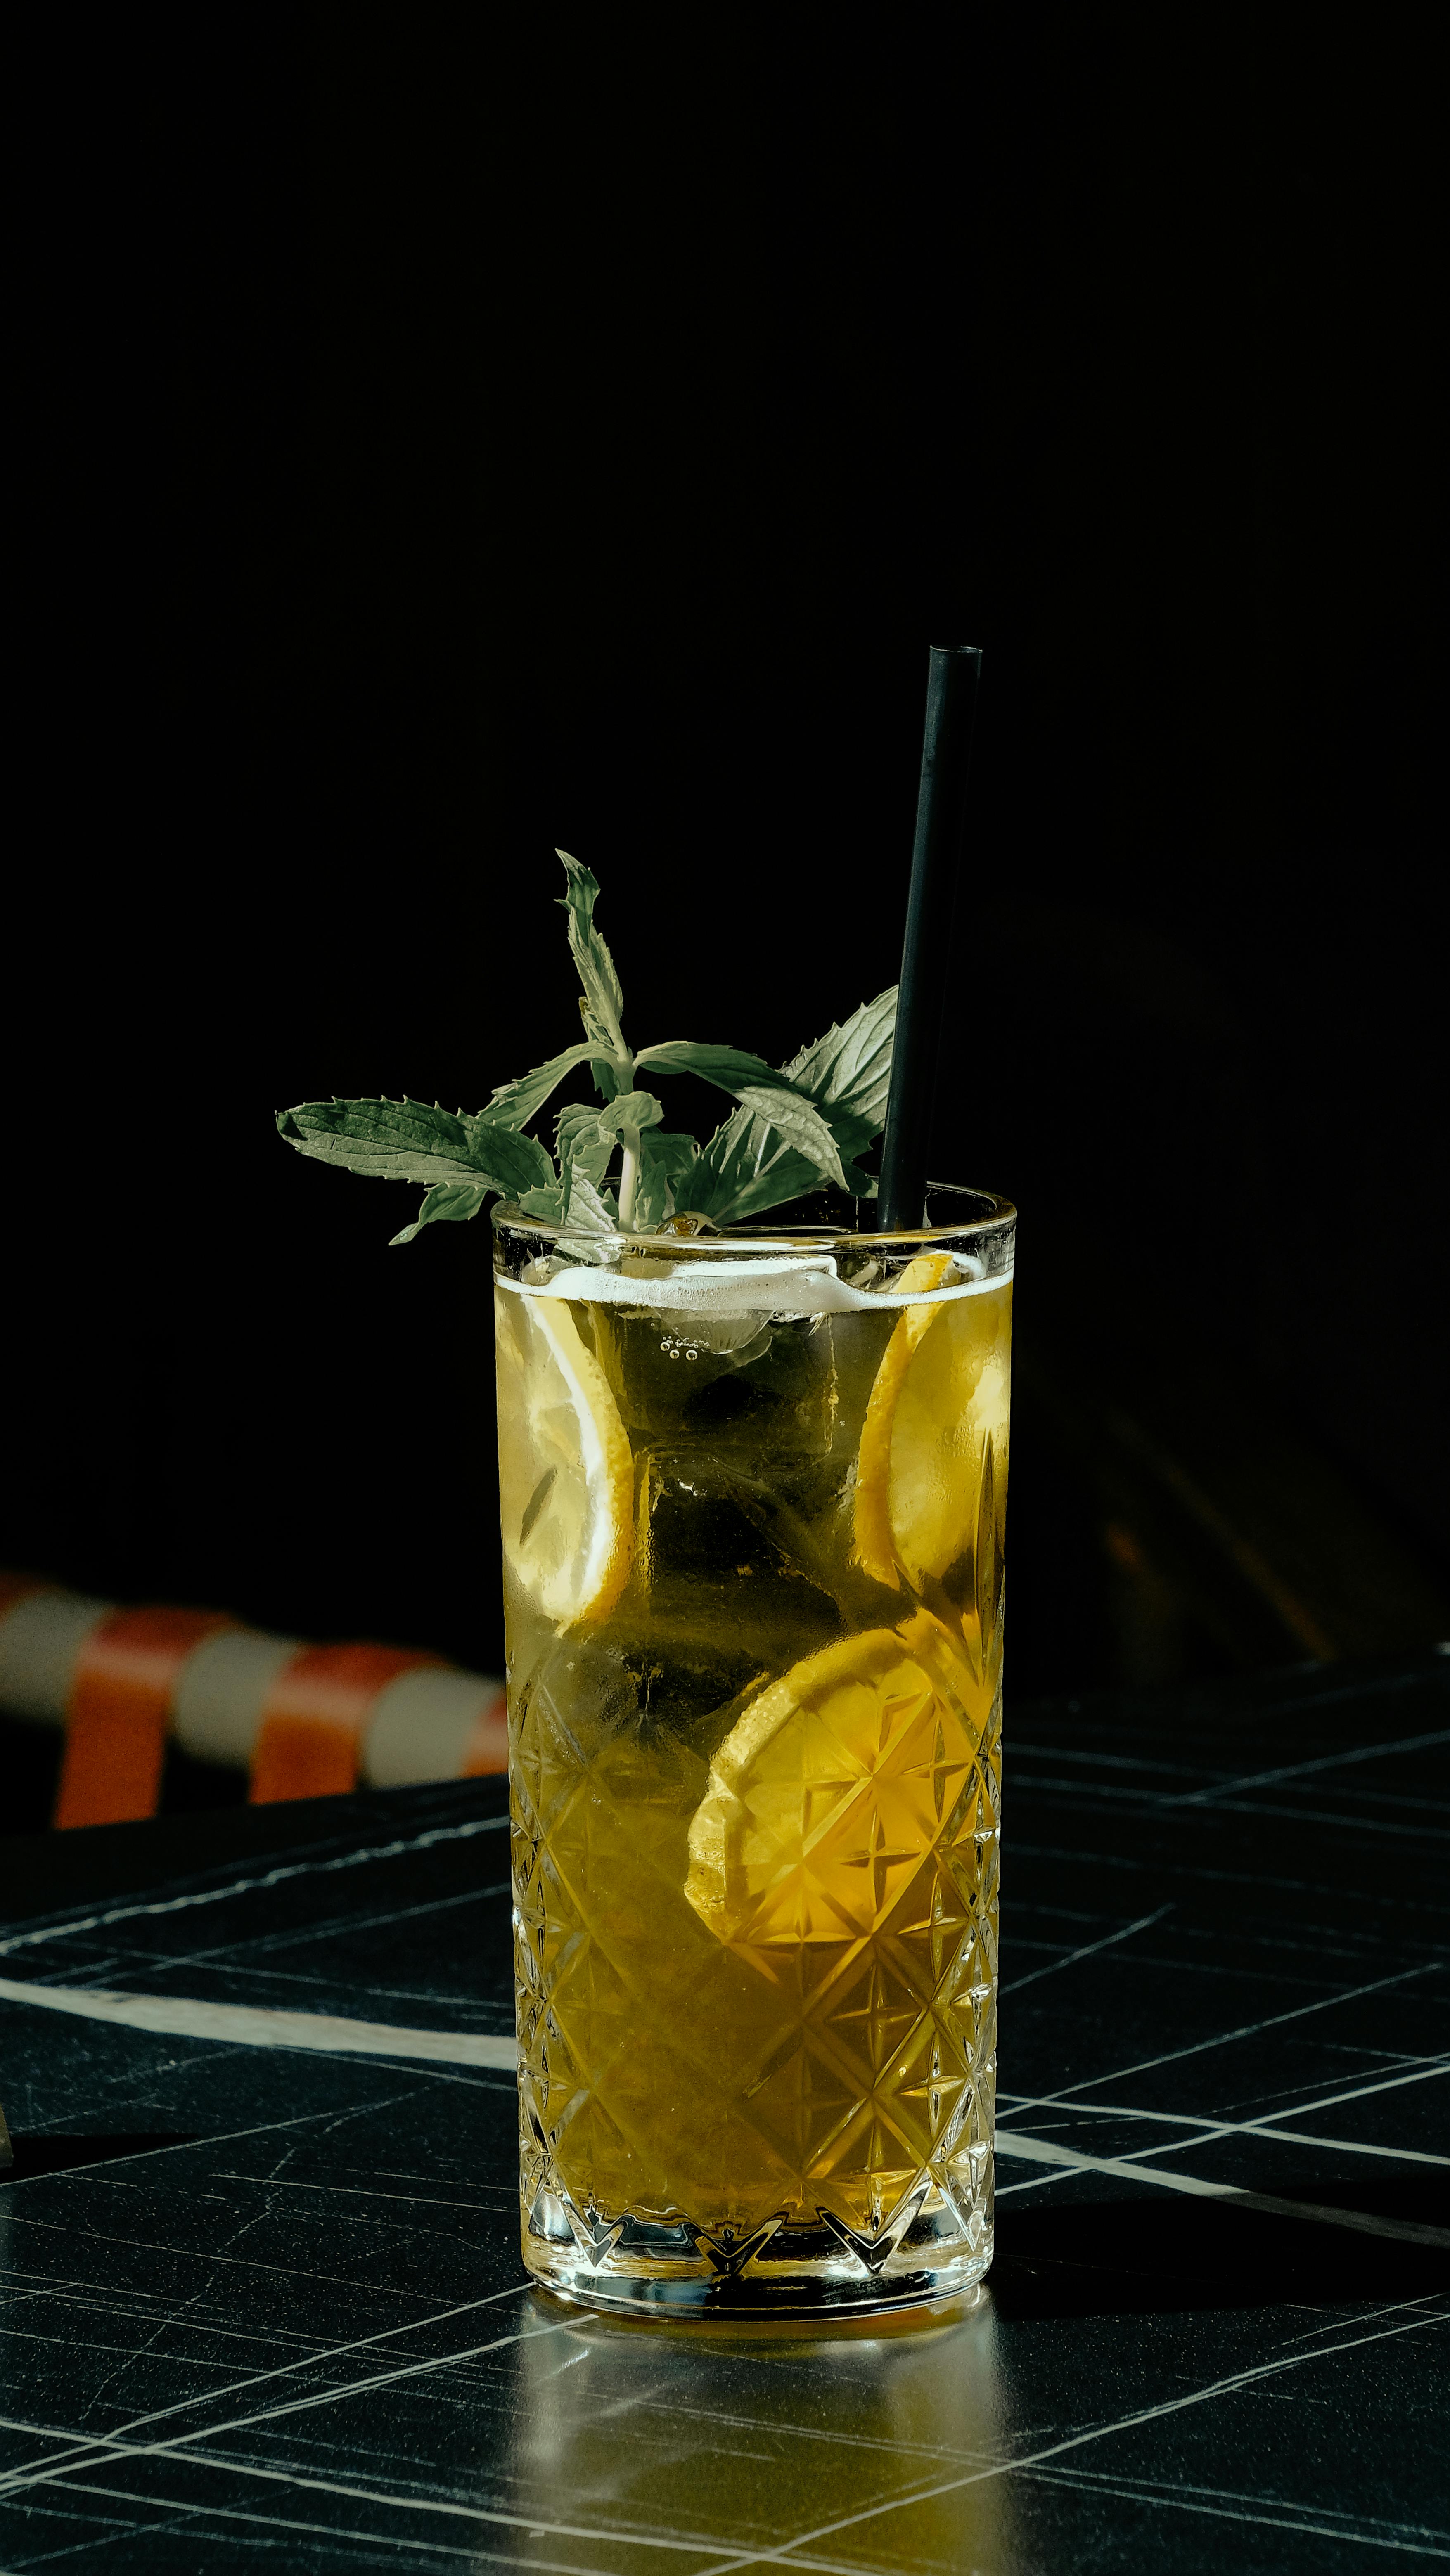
[510,2286,1016,2566]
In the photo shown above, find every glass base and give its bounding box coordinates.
[526,2247,993,2318]
[522,2197,994,2317]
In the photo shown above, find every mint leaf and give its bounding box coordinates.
[555,1102,614,1208]
[630,1129,697,1229]
[581,1010,626,1103]
[671,1099,876,1226]
[632,1136,673,1229]
[517,1181,566,1221]
[563,1169,616,1232]
[732,1086,847,1191]
[277,1097,478,1183]
[813,1100,877,1163]
[555,1100,611,1166]
[632,1046,858,1176]
[649,1130,698,1179]
[650,1000,889,1222]
[597,1088,665,1139]
[466,1120,560,1196]
[277,1097,551,1193]
[635,1040,781,1093]
[486,1041,600,1131]
[675,1108,824,1225]
[557,851,627,1060]
[782,987,897,1128]
[514,1096,617,1232]
[389,1181,490,1247]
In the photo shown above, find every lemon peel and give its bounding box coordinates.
[851,1255,1011,1593]
[494,1289,633,1627]
[853,1253,953,1582]
[684,1610,986,1950]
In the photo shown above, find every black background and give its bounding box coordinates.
[6,8,1444,1694]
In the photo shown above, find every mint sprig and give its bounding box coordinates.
[277,854,897,1241]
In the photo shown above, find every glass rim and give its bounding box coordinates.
[491,1179,1015,1260]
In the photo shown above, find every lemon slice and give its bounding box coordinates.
[684,1613,986,1950]
[853,1255,1011,1590]
[494,1290,633,1627]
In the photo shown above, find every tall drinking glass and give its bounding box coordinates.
[493,1184,1014,2314]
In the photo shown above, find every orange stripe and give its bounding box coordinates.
[460,1687,510,1777]
[54,1605,236,1831]
[248,1641,441,1807]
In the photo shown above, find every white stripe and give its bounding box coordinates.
[1011,1962,1438,2107]
[171,1629,300,1767]
[1007,2465,1450,2559]
[362,1666,507,1788]
[0,2309,571,2502]
[995,2127,1450,2247]
[0,1809,509,1959]
[1161,1724,1450,1808]
[0,1977,517,2069]
[0,1590,114,1726]
[0,2110,342,2194]
[1000,1904,1172,1992]
[995,2084,1450,2168]
[0,2282,536,2491]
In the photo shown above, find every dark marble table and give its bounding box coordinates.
[2,1652,1447,2572]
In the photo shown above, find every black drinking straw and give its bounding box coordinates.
[877,644,983,1231]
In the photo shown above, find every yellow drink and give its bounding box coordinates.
[494,1190,1014,2313]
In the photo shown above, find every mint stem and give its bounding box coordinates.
[618,1129,640,1227]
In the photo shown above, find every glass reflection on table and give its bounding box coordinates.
[505,2283,1016,2568]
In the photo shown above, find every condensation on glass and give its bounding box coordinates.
[493,1184,1015,2314]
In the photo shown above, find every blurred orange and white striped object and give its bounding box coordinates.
[0,1573,507,1829]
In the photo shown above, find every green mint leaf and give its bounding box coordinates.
[555,1100,610,1162]
[632,1129,678,1229]
[628,1129,698,1231]
[649,1130,699,1180]
[486,1041,601,1132]
[555,1101,614,1206]
[596,1088,665,1139]
[631,1046,857,1171]
[634,1039,781,1093]
[576,1001,625,1100]
[277,1098,553,1196]
[389,1181,490,1247]
[277,1097,479,1184]
[564,1169,616,1232]
[518,1151,622,1236]
[674,1106,824,1224]
[467,1120,554,1194]
[557,851,627,1058]
[781,987,898,1129]
[732,1087,847,1191]
[669,1114,877,1229]
[801,1096,877,1164]
[517,1181,566,1221]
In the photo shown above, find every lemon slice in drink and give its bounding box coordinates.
[494,1290,633,1627]
[684,1613,984,1949]
[853,1253,1011,1589]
